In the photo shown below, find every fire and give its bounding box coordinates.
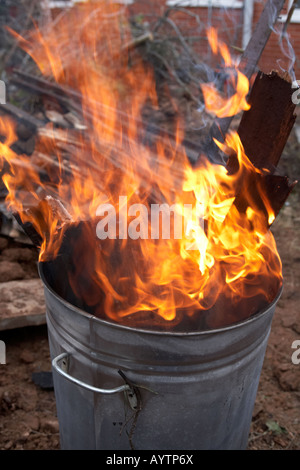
[0,2,282,330]
[201,27,251,118]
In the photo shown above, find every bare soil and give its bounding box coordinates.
[0,239,60,450]
[0,134,299,451]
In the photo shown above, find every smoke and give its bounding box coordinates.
[277,32,296,82]
[267,0,297,82]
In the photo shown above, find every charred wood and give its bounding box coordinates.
[226,71,297,226]
[235,71,297,171]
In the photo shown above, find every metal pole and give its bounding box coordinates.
[242,0,254,50]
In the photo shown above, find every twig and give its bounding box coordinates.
[3,0,40,68]
[248,431,268,442]
[148,50,201,104]
[12,69,203,159]
[122,31,153,52]
[0,102,45,131]
[153,15,198,63]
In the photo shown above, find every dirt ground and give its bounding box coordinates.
[246,127,300,450]
[0,0,298,452]
[0,129,299,451]
[0,239,60,450]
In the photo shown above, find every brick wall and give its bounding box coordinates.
[128,0,300,80]
[253,1,300,79]
[48,0,300,80]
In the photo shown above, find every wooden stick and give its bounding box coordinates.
[12,69,203,160]
[13,195,73,250]
[122,32,153,52]
[226,71,297,226]
[281,0,297,39]
[13,211,42,248]
[0,103,45,131]
[199,0,286,163]
[10,75,73,112]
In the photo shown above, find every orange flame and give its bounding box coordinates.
[201,27,250,118]
[0,4,282,329]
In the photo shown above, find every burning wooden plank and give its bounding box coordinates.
[0,1,295,334]
[226,70,298,225]
[13,195,73,250]
[235,71,297,171]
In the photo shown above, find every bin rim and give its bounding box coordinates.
[38,261,282,338]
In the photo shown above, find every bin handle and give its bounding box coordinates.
[52,352,133,396]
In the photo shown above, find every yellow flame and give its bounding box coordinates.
[0,6,282,329]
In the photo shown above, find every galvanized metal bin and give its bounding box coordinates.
[39,262,281,450]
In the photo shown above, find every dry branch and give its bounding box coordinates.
[236,71,297,171]
[13,195,73,249]
[0,102,45,131]
[11,69,202,160]
[122,32,153,52]
[226,71,297,225]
